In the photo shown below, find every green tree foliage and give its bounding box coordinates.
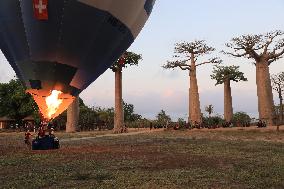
[53,97,90,130]
[202,116,224,127]
[0,79,39,123]
[55,105,114,131]
[123,101,142,122]
[110,51,142,72]
[79,106,97,130]
[125,118,151,129]
[232,112,251,127]
[96,107,114,130]
[55,101,142,130]
[211,65,247,85]
[155,110,171,127]
[177,117,186,125]
[177,117,186,128]
[0,79,143,130]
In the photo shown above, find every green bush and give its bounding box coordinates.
[232,112,251,127]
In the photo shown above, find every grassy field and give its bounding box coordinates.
[0,128,283,189]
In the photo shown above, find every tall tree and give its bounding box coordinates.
[205,104,214,118]
[123,101,142,122]
[111,51,142,133]
[156,110,171,128]
[97,107,114,130]
[271,72,284,124]
[223,30,284,125]
[163,40,221,124]
[66,96,79,132]
[232,111,251,127]
[211,65,247,122]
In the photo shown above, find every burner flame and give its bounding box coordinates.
[46,90,63,119]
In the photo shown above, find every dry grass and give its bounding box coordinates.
[0,128,283,189]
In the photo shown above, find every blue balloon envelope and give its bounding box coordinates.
[0,0,155,119]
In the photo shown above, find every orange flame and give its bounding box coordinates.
[46,90,63,119]
[26,89,75,120]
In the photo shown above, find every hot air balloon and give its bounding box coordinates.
[0,0,155,120]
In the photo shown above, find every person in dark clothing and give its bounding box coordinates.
[38,126,45,138]
[48,128,55,138]
[24,130,32,148]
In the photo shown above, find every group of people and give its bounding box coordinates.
[256,120,267,128]
[24,120,56,149]
[165,121,251,130]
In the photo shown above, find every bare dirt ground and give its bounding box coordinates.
[61,128,163,142]
[173,125,284,143]
[0,127,283,189]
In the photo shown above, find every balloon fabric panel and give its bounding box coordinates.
[0,0,155,119]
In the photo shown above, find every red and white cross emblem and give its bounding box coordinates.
[118,53,127,65]
[33,0,48,20]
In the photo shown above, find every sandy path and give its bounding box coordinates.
[61,129,163,142]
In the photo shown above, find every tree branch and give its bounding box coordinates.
[268,56,280,65]
[269,48,284,60]
[223,51,247,57]
[166,40,218,71]
[263,37,274,54]
[224,34,263,60]
[162,60,191,71]
[174,40,215,55]
[266,31,284,61]
[247,49,260,60]
[195,57,222,67]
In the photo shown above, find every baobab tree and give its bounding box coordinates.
[163,40,222,124]
[223,30,284,125]
[111,51,142,133]
[211,65,247,122]
[66,96,79,132]
[271,72,284,124]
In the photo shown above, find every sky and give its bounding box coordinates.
[1,0,284,121]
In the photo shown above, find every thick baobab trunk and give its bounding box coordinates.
[66,96,79,132]
[114,69,124,133]
[188,64,201,124]
[224,78,233,122]
[256,61,276,126]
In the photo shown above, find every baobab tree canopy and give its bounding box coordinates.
[271,72,284,96]
[0,0,155,119]
[211,65,247,85]
[111,51,142,72]
[163,40,222,70]
[271,72,284,123]
[224,30,284,63]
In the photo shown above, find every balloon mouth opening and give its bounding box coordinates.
[26,89,75,120]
